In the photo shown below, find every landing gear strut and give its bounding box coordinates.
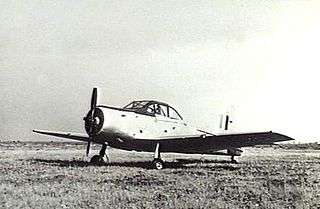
[152,143,164,170]
[90,143,109,164]
[231,155,237,164]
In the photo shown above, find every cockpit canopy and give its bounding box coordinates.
[123,100,183,120]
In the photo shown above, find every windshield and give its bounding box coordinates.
[123,100,183,120]
[123,101,149,110]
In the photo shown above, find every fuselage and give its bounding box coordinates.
[94,106,203,141]
[83,100,212,152]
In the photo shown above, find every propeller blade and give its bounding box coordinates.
[86,140,91,156]
[86,88,98,156]
[91,87,98,110]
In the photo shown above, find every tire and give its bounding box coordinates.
[90,155,104,164]
[152,159,164,170]
[231,159,238,164]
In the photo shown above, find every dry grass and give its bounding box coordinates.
[279,142,320,150]
[0,141,319,209]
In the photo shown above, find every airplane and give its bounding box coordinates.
[33,88,294,170]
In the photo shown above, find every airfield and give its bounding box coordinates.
[0,141,319,209]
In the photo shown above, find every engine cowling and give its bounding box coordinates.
[84,107,104,136]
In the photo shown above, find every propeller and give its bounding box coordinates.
[85,87,98,156]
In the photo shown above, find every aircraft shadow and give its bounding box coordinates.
[30,158,240,170]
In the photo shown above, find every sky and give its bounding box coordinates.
[1,0,320,142]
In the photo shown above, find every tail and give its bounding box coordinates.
[219,114,232,131]
[218,106,235,133]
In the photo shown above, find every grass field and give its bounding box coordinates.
[0,141,319,209]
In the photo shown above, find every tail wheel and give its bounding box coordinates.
[152,159,164,170]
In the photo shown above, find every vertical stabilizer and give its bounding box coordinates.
[219,114,232,132]
[218,106,235,134]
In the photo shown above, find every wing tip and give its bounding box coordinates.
[272,132,295,142]
[33,129,47,135]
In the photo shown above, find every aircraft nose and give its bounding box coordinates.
[84,107,104,135]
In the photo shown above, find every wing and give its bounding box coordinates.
[33,130,103,144]
[213,131,294,148]
[153,131,294,154]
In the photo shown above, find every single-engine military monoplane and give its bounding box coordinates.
[33,88,294,169]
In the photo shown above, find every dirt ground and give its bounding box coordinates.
[0,141,319,209]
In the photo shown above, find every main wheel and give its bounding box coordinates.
[231,159,238,164]
[152,159,164,170]
[90,155,105,165]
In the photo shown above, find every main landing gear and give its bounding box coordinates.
[230,155,237,164]
[152,143,164,170]
[90,143,109,165]
[227,148,241,164]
